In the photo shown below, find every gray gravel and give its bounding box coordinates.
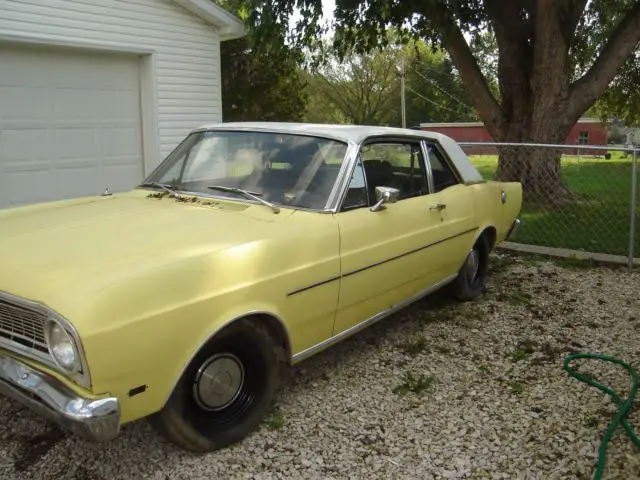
[1,252,639,480]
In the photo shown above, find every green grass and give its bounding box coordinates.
[469,152,639,256]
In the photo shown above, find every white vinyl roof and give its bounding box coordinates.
[195,122,484,183]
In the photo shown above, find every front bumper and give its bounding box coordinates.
[505,218,521,241]
[0,353,120,442]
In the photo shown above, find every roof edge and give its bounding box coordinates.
[420,117,604,128]
[172,0,245,40]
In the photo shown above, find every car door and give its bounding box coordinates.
[333,138,455,335]
[422,140,479,278]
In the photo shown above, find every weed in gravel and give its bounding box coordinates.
[500,290,534,306]
[522,254,545,267]
[399,336,429,356]
[265,406,285,430]
[392,372,435,395]
[509,382,525,395]
[508,349,531,362]
[471,468,493,479]
[478,365,491,374]
[584,416,600,428]
[554,255,596,269]
[489,255,512,274]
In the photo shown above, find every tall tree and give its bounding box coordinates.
[217,0,308,122]
[308,41,402,125]
[272,0,640,200]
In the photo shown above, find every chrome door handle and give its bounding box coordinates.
[430,203,446,211]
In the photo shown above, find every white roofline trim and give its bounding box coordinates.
[172,0,245,40]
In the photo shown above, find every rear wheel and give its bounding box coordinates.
[149,319,283,452]
[449,234,490,301]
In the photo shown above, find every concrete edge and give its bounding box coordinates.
[496,241,640,269]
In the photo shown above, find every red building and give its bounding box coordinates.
[419,118,609,157]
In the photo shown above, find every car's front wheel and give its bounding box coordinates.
[449,234,490,301]
[149,319,283,452]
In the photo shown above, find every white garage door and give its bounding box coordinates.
[0,43,144,209]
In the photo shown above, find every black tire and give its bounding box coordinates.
[448,234,490,301]
[148,319,283,453]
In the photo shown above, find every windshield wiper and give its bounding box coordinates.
[139,182,182,199]
[207,185,280,214]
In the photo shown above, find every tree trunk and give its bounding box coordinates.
[493,121,574,205]
[495,146,573,204]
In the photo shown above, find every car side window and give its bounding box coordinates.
[341,160,369,211]
[425,143,459,192]
[342,142,428,211]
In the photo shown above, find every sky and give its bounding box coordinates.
[288,0,336,35]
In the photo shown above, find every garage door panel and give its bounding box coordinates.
[98,89,140,120]
[4,168,56,206]
[102,127,142,158]
[1,129,49,161]
[102,163,143,192]
[0,86,50,122]
[0,44,144,209]
[53,89,100,121]
[53,128,97,160]
[0,49,47,88]
[53,164,99,196]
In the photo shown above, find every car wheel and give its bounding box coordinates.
[449,235,490,301]
[149,319,284,453]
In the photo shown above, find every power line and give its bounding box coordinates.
[409,66,476,113]
[405,86,465,116]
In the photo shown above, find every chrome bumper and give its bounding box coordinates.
[505,218,521,240]
[0,353,120,442]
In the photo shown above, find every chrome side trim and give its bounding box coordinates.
[421,140,436,194]
[291,274,457,364]
[325,141,361,212]
[0,353,120,442]
[286,227,478,297]
[0,291,91,388]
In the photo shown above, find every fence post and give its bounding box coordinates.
[629,148,638,271]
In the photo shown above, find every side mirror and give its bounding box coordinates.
[370,186,400,212]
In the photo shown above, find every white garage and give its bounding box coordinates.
[0,0,244,209]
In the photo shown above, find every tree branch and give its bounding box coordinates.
[566,3,640,124]
[430,2,505,133]
[484,0,533,130]
[562,0,588,44]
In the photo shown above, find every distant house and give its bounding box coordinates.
[0,0,245,209]
[419,118,609,157]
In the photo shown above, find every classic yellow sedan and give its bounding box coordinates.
[0,122,521,452]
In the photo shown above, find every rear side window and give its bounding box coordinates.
[425,143,459,192]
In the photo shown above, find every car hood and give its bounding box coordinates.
[0,191,292,309]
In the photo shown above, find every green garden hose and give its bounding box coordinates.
[563,353,640,480]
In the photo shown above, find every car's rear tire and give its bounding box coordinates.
[448,234,490,301]
[148,319,283,453]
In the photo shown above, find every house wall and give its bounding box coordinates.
[0,0,224,170]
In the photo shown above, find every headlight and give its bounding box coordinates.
[45,320,79,372]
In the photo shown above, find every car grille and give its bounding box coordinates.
[0,297,48,354]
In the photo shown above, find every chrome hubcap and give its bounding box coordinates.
[467,248,480,283]
[193,354,245,411]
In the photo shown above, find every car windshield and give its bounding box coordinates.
[142,131,349,210]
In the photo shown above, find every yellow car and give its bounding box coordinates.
[0,122,521,452]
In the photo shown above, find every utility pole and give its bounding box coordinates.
[400,57,406,128]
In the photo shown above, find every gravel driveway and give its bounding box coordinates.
[1,252,639,480]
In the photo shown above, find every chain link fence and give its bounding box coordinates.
[458,142,639,269]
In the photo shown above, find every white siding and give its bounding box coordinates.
[0,0,223,162]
